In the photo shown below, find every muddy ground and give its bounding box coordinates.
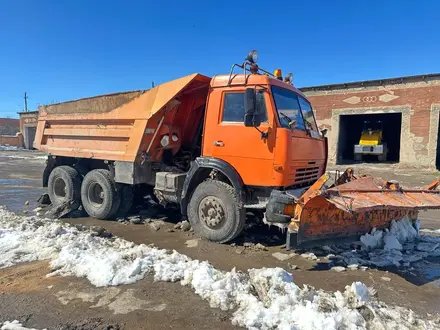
[1,150,440,329]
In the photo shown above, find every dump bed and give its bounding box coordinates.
[34,73,211,162]
[39,90,146,115]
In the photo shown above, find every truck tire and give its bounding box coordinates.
[48,166,82,208]
[188,179,245,243]
[115,184,134,218]
[81,169,121,220]
[354,154,362,161]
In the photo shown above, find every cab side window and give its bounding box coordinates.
[222,92,268,123]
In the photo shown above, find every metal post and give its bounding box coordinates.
[24,92,28,112]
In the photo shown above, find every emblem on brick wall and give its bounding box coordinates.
[343,96,361,104]
[343,93,399,105]
[379,93,399,102]
[23,118,37,124]
[362,96,377,103]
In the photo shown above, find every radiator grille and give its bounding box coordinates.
[294,166,320,184]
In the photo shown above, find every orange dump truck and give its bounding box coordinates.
[35,51,440,248]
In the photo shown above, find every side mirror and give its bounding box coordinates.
[321,128,328,137]
[244,88,261,127]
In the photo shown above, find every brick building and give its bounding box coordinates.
[0,118,19,134]
[17,111,39,149]
[0,118,21,147]
[300,74,440,169]
[0,112,39,149]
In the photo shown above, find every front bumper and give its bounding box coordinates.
[265,189,300,224]
[354,144,384,155]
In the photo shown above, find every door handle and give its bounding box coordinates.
[213,141,224,147]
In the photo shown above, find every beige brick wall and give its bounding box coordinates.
[302,80,440,167]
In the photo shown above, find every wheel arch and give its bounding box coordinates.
[180,157,246,215]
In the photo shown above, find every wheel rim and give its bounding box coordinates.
[88,182,105,208]
[198,196,226,229]
[53,178,67,199]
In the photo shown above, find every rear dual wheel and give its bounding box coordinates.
[80,169,135,219]
[48,167,134,220]
[81,169,122,220]
[48,166,82,208]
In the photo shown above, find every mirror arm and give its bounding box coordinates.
[254,127,269,139]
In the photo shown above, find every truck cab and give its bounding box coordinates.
[204,73,326,189]
[182,52,327,241]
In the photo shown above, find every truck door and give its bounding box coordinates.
[202,89,276,186]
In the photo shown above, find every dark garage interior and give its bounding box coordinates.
[436,118,440,170]
[337,113,402,164]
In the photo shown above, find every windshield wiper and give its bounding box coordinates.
[279,112,296,128]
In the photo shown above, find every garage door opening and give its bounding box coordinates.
[337,113,402,164]
[24,126,36,150]
[436,118,440,170]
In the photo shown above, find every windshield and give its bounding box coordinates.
[363,120,382,131]
[272,86,320,138]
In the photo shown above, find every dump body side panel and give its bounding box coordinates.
[34,73,211,162]
[39,91,146,115]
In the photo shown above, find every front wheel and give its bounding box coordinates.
[378,154,387,162]
[188,179,245,243]
[81,169,121,220]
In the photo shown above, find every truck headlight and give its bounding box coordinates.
[160,135,170,147]
[246,50,258,64]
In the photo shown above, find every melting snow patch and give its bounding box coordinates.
[421,228,440,234]
[0,155,47,160]
[383,233,402,251]
[0,146,24,151]
[1,320,43,330]
[347,264,359,270]
[0,207,438,329]
[360,228,384,249]
[331,266,346,272]
[300,252,318,260]
[332,216,440,268]
[272,252,293,261]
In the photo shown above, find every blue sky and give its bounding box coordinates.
[0,0,439,118]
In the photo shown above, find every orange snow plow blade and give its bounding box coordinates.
[287,169,440,248]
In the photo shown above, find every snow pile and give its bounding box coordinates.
[0,146,23,151]
[360,228,384,249]
[421,228,440,234]
[335,217,440,267]
[360,217,418,250]
[0,208,438,329]
[0,155,47,160]
[232,271,432,330]
[1,320,43,330]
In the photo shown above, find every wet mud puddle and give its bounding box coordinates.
[0,178,44,212]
